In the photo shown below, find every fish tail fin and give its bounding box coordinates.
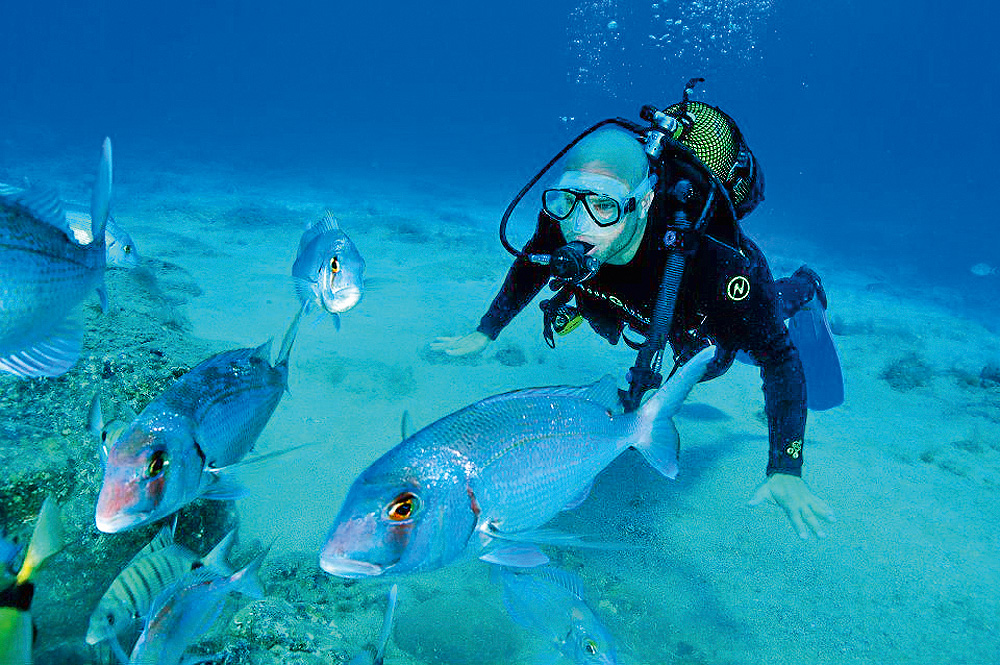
[632,346,715,479]
[276,305,305,369]
[16,496,64,584]
[90,137,113,244]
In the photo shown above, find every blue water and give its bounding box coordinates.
[3,1,999,663]
[4,0,997,300]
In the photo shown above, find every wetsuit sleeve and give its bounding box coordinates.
[477,214,561,340]
[740,247,808,476]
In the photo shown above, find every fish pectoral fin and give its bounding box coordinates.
[480,544,549,568]
[0,317,84,378]
[200,471,245,501]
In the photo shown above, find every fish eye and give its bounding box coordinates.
[123,244,132,254]
[106,613,115,625]
[330,256,341,274]
[386,491,419,521]
[146,450,168,478]
[584,639,598,655]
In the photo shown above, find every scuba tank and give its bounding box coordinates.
[497,78,763,410]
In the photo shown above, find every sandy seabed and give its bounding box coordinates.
[2,143,998,665]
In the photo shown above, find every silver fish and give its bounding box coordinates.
[496,566,617,665]
[292,211,365,328]
[85,526,235,646]
[0,138,112,378]
[348,584,398,665]
[65,209,140,269]
[128,547,266,665]
[319,347,714,578]
[94,311,302,533]
[970,262,996,277]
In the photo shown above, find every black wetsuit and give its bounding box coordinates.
[477,209,815,477]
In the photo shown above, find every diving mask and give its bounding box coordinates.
[543,171,654,228]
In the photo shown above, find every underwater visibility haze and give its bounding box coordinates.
[1,0,999,664]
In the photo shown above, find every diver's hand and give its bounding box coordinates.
[748,473,836,539]
[429,331,490,356]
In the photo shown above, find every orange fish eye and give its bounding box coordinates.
[329,256,341,274]
[146,450,169,478]
[386,492,419,521]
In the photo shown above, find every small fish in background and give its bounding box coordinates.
[128,546,268,665]
[65,209,140,269]
[970,262,997,277]
[86,524,236,648]
[319,347,714,579]
[94,311,303,533]
[292,211,365,328]
[0,497,65,665]
[495,566,618,665]
[348,584,398,665]
[89,393,136,462]
[0,137,112,378]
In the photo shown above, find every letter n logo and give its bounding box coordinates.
[726,275,750,301]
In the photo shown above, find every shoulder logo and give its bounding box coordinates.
[726,275,750,301]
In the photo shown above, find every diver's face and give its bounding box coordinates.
[549,170,646,264]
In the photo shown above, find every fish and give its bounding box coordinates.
[128,546,267,665]
[0,497,65,665]
[319,346,714,578]
[0,137,112,378]
[89,393,136,462]
[291,211,365,328]
[348,584,398,665]
[970,262,997,277]
[85,525,236,646]
[495,566,618,665]
[94,310,302,533]
[65,208,140,269]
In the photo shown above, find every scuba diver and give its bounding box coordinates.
[430,79,843,539]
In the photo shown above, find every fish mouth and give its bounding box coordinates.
[324,286,362,313]
[94,506,149,534]
[318,555,385,579]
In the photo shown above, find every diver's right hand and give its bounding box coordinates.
[429,331,490,356]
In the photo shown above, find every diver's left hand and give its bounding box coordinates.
[748,473,836,539]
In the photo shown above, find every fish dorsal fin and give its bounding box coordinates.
[502,375,621,411]
[10,186,68,235]
[400,410,413,440]
[128,523,176,565]
[201,529,237,575]
[252,338,274,364]
[90,137,112,240]
[297,211,340,254]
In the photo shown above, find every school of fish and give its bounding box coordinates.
[0,138,714,664]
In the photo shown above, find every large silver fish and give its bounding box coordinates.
[291,211,365,328]
[66,208,140,268]
[319,347,714,578]
[94,312,302,533]
[85,525,235,646]
[496,566,617,665]
[0,138,112,378]
[128,548,266,665]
